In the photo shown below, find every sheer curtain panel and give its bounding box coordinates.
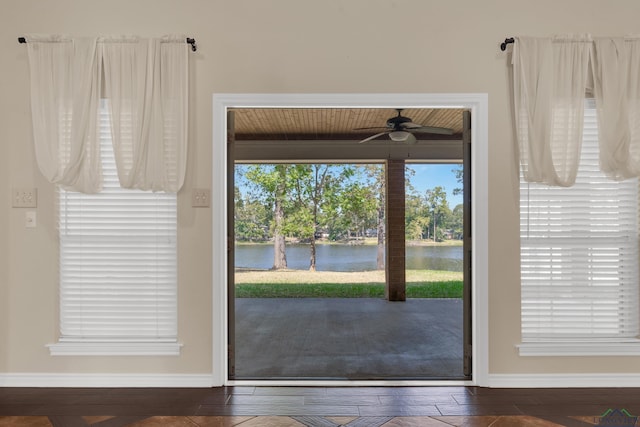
[101,36,188,192]
[592,37,640,180]
[512,35,592,187]
[26,35,103,193]
[26,35,189,193]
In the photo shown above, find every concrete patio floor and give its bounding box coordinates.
[234,298,465,380]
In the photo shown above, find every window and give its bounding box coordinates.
[49,100,179,356]
[519,99,640,356]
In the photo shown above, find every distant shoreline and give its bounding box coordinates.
[236,238,463,247]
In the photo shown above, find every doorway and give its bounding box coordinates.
[211,93,489,386]
[232,160,468,380]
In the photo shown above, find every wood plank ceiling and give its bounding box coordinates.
[231,108,465,141]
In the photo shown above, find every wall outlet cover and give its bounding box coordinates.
[192,188,210,207]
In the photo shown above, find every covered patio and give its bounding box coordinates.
[234,298,464,380]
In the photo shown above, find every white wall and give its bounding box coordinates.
[2,0,640,385]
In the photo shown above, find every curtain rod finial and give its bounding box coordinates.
[500,37,515,51]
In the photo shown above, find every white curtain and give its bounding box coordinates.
[592,37,640,180]
[26,35,103,193]
[101,35,188,192]
[26,35,188,193]
[512,35,592,186]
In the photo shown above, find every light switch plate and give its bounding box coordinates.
[12,188,37,208]
[25,211,36,228]
[192,188,210,207]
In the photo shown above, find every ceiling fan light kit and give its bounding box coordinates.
[389,131,411,142]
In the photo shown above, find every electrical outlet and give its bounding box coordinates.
[12,188,37,208]
[192,188,210,207]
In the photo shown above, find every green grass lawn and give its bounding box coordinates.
[235,269,463,298]
[236,281,462,298]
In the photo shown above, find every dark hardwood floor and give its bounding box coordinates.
[2,386,640,426]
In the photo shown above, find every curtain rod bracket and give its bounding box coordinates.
[18,36,197,52]
[186,37,197,52]
[500,37,514,51]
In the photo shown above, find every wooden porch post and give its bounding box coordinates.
[385,159,406,301]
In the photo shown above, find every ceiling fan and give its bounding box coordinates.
[355,109,454,144]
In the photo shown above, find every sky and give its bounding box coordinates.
[407,163,463,208]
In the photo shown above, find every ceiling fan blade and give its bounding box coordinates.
[399,121,423,129]
[359,132,388,143]
[401,123,454,135]
[353,126,388,131]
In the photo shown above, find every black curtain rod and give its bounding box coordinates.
[18,36,197,52]
[500,37,514,51]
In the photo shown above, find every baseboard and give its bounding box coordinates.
[4,372,639,388]
[488,373,640,388]
[0,373,213,388]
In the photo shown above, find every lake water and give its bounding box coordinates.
[235,243,463,272]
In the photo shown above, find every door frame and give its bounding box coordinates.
[212,93,489,387]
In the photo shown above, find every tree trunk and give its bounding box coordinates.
[309,205,318,271]
[433,213,437,242]
[375,171,386,270]
[309,238,317,271]
[376,205,385,270]
[272,175,287,270]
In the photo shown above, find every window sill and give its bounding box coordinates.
[518,340,640,356]
[47,341,183,356]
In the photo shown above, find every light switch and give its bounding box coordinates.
[25,211,36,228]
[13,188,37,208]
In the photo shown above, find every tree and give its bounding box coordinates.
[240,162,410,271]
[425,186,450,242]
[452,164,463,196]
[243,164,291,270]
[358,165,385,270]
[331,177,376,241]
[272,165,289,269]
[234,186,270,242]
[287,164,349,271]
[406,216,431,240]
[451,203,464,240]
[405,192,430,240]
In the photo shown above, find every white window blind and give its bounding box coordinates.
[58,100,177,342]
[520,99,639,341]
